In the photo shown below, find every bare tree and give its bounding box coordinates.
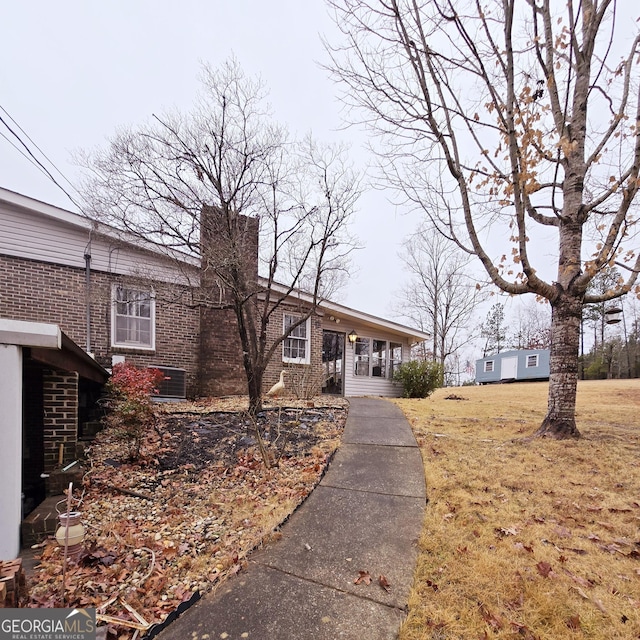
[396,228,482,375]
[80,59,360,414]
[326,0,640,437]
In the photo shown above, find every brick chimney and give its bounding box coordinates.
[198,205,259,396]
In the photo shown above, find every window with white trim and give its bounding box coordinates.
[354,337,402,378]
[111,286,155,350]
[283,314,311,364]
[354,338,370,376]
[389,342,402,378]
[526,354,539,368]
[484,360,494,373]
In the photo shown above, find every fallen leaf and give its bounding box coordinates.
[566,614,581,630]
[478,603,503,631]
[536,561,553,578]
[425,579,439,592]
[510,621,536,639]
[554,525,572,538]
[378,575,391,592]
[562,568,593,589]
[593,599,608,615]
[354,570,372,585]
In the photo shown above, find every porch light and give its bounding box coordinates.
[605,307,623,324]
[348,330,358,344]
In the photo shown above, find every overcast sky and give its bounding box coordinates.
[0,0,421,320]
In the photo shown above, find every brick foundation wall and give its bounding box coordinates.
[42,369,78,473]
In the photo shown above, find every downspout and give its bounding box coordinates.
[84,240,92,355]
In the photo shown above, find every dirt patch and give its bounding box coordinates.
[157,407,340,470]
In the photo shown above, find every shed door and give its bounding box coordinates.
[500,356,518,380]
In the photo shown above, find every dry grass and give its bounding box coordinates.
[395,380,640,640]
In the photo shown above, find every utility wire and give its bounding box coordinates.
[0,105,80,196]
[0,105,84,212]
[0,129,49,177]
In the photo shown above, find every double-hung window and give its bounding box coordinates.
[111,285,155,350]
[484,360,494,373]
[283,314,310,364]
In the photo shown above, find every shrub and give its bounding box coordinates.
[102,363,166,459]
[393,359,444,398]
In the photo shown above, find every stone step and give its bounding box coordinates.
[21,494,66,546]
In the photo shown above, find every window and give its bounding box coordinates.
[372,340,387,377]
[484,360,494,373]
[353,337,402,379]
[283,314,310,364]
[111,286,155,350]
[354,338,370,376]
[389,342,402,378]
[526,354,539,368]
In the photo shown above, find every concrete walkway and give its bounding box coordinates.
[157,398,426,640]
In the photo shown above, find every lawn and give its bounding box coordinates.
[394,380,640,640]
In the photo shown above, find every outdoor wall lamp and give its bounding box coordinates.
[348,330,358,344]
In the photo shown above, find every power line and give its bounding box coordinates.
[0,105,84,211]
[0,129,51,178]
[0,105,79,195]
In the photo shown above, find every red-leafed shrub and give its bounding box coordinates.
[102,363,166,459]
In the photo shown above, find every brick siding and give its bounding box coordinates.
[0,254,202,397]
[42,368,78,473]
[263,304,324,398]
[1,216,325,402]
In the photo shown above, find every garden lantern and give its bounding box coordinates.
[55,511,85,559]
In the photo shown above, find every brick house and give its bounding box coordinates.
[0,186,428,559]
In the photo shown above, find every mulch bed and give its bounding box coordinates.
[26,397,348,639]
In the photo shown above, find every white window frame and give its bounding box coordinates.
[354,337,370,376]
[353,337,403,379]
[526,354,539,368]
[484,360,494,373]
[111,285,156,351]
[282,314,311,365]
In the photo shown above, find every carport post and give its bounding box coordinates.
[0,344,23,560]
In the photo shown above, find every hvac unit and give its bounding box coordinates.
[151,366,186,400]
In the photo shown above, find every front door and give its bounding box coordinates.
[500,356,518,380]
[322,330,344,395]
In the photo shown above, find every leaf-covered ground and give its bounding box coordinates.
[26,397,347,639]
[396,380,640,640]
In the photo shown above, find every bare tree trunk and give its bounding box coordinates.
[247,367,263,417]
[535,297,582,438]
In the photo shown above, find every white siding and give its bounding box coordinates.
[0,200,198,285]
[341,325,409,398]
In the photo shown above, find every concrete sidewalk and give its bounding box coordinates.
[157,398,426,640]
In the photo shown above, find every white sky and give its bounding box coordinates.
[0,0,420,320]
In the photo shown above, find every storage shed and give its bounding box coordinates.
[475,349,550,384]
